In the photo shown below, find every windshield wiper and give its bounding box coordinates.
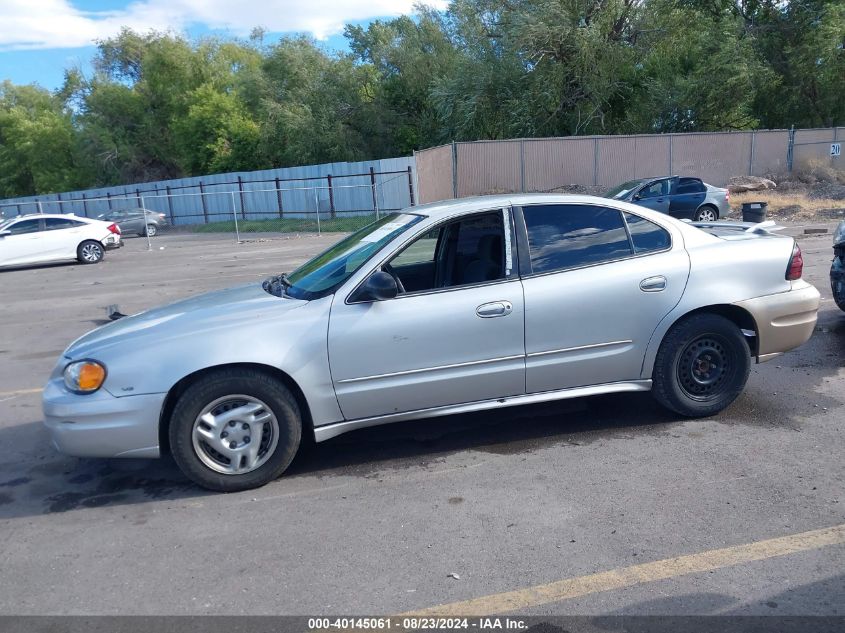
[263,273,291,297]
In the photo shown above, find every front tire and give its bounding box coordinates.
[169,369,302,492]
[143,224,157,237]
[694,206,718,222]
[77,240,104,264]
[652,314,750,417]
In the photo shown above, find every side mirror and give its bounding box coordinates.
[632,194,641,201]
[353,271,398,302]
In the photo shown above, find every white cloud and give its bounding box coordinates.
[0,0,449,51]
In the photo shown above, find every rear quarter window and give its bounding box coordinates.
[624,213,671,253]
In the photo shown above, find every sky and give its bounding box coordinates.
[0,0,448,90]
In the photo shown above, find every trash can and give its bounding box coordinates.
[742,202,768,223]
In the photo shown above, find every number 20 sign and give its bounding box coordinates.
[832,143,842,157]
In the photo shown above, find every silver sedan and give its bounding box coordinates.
[43,194,819,491]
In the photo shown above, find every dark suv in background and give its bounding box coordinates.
[605,176,730,222]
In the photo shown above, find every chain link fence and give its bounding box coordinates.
[0,167,417,247]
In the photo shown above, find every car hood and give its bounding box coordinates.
[66,283,308,358]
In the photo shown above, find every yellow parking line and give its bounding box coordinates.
[404,523,845,615]
[0,387,43,398]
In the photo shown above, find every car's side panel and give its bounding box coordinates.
[522,247,690,392]
[639,233,800,375]
[327,280,526,420]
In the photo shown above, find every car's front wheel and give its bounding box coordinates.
[169,369,302,491]
[652,313,750,417]
[143,224,157,237]
[77,240,104,264]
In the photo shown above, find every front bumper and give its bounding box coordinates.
[42,378,165,458]
[734,281,820,361]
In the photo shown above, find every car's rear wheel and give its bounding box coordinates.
[169,369,302,491]
[652,314,750,417]
[77,240,104,264]
[694,206,718,222]
[143,224,157,237]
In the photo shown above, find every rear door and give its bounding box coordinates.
[43,217,89,259]
[668,178,707,219]
[517,203,690,392]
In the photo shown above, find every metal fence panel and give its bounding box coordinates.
[794,128,840,166]
[456,141,521,197]
[750,130,789,176]
[671,132,751,187]
[415,145,454,204]
[523,138,595,191]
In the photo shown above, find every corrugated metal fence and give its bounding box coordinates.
[0,157,416,228]
[414,127,845,204]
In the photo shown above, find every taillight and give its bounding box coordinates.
[786,242,803,280]
[725,190,730,201]
[107,223,121,235]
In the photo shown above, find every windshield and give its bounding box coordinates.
[283,213,424,300]
[604,180,644,199]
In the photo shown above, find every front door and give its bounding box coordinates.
[0,218,45,266]
[517,203,690,393]
[634,179,670,214]
[327,210,526,420]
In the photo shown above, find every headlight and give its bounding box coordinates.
[63,360,107,394]
[834,221,845,247]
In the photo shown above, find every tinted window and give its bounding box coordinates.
[624,213,671,254]
[676,178,705,194]
[523,205,633,273]
[391,228,440,266]
[7,219,41,235]
[45,218,83,230]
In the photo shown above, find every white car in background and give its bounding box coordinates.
[0,213,121,268]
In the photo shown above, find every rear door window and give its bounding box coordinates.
[522,205,633,273]
[676,178,706,194]
[45,218,85,230]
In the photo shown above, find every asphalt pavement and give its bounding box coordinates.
[0,225,842,616]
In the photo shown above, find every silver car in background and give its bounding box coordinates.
[43,194,819,491]
[97,208,168,237]
[605,176,730,222]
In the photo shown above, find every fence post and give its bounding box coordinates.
[37,200,43,214]
[56,192,62,215]
[165,186,174,223]
[198,182,209,223]
[230,191,241,244]
[748,131,756,176]
[451,141,458,198]
[327,175,336,219]
[787,125,795,172]
[369,167,379,219]
[668,134,674,174]
[275,177,284,218]
[407,166,416,206]
[237,176,247,220]
[520,139,526,192]
[81,193,88,217]
[106,192,113,210]
[313,187,322,234]
[593,138,599,186]
[140,193,152,251]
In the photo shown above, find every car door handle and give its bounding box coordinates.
[476,301,513,318]
[640,276,667,292]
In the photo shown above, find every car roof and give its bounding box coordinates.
[4,213,90,221]
[408,193,645,219]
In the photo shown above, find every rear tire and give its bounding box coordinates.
[77,240,104,264]
[694,206,718,222]
[169,368,302,492]
[652,314,750,417]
